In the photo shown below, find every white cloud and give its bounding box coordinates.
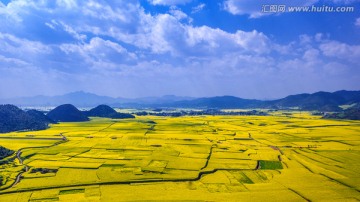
[44,22,55,29]
[185,26,271,55]
[169,7,190,21]
[303,48,320,62]
[223,0,359,18]
[108,11,273,57]
[60,37,137,70]
[56,0,77,9]
[323,62,348,75]
[223,0,318,18]
[0,33,51,56]
[58,21,87,41]
[0,1,358,98]
[81,1,130,23]
[355,18,360,27]
[0,54,30,67]
[148,0,192,6]
[331,0,360,4]
[320,41,360,62]
[0,1,272,57]
[192,3,205,13]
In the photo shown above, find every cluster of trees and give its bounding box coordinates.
[0,146,14,160]
[30,168,58,174]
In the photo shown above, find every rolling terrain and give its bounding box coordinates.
[0,112,359,201]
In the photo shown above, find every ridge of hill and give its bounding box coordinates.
[47,104,89,122]
[86,105,135,119]
[0,105,53,133]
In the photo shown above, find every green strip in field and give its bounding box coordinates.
[257,160,283,170]
[59,189,85,195]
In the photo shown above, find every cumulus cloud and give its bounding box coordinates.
[303,48,320,62]
[320,41,360,62]
[148,0,193,6]
[169,7,190,21]
[223,0,360,18]
[0,32,51,58]
[60,37,138,71]
[185,27,271,55]
[0,1,273,57]
[0,0,358,98]
[223,0,316,18]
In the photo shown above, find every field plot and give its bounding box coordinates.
[0,113,359,201]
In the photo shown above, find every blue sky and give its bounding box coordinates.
[0,0,359,99]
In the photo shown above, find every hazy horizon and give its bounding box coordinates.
[1,89,360,101]
[0,0,359,100]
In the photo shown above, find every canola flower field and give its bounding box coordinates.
[0,111,359,201]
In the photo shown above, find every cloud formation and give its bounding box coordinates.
[192,3,205,13]
[223,0,318,18]
[0,0,358,99]
[222,0,359,18]
[148,0,193,6]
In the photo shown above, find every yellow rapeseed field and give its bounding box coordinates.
[0,112,359,201]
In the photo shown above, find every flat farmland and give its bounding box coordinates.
[0,112,359,201]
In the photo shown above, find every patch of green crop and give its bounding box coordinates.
[258,160,283,170]
[239,172,254,184]
[59,189,85,195]
[30,197,59,201]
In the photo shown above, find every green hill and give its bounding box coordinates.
[47,104,89,122]
[0,105,53,133]
[86,105,135,119]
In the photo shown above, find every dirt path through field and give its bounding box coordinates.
[8,134,68,189]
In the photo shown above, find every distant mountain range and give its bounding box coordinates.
[0,92,119,107]
[1,90,360,111]
[0,91,194,108]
